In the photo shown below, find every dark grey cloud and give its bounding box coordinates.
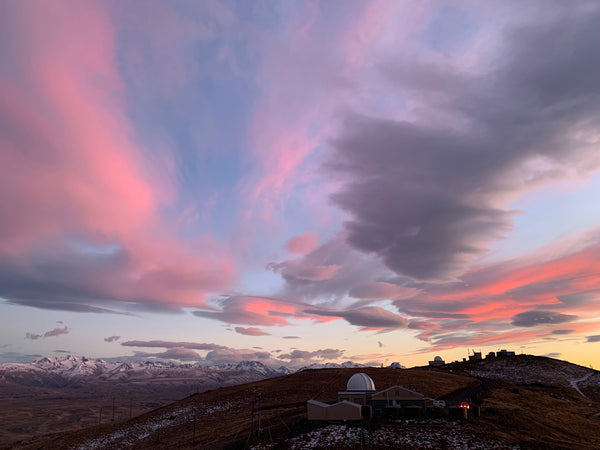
[283,336,300,339]
[25,325,69,340]
[328,5,600,281]
[104,335,121,342]
[121,340,226,350]
[551,329,574,335]
[305,306,409,330]
[511,310,578,327]
[134,348,201,361]
[378,341,383,348]
[44,326,69,337]
[544,353,561,358]
[54,349,71,354]
[0,238,224,315]
[0,247,133,314]
[267,260,341,282]
[587,335,600,343]
[204,348,272,364]
[234,327,270,336]
[278,348,344,361]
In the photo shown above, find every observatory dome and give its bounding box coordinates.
[434,356,443,362]
[346,373,376,391]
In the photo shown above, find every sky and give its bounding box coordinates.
[1,0,600,369]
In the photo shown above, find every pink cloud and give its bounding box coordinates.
[238,2,406,232]
[287,232,319,255]
[194,296,300,326]
[398,234,600,349]
[0,1,233,311]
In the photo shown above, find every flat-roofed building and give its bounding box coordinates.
[307,400,365,421]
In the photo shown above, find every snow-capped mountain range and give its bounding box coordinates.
[0,355,292,388]
[297,361,373,371]
[0,356,383,389]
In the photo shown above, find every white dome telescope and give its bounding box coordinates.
[346,373,376,391]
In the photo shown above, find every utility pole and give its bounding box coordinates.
[192,406,197,444]
[250,397,255,436]
[257,392,262,436]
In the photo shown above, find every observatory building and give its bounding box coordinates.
[337,373,377,405]
[307,372,436,422]
[428,355,445,367]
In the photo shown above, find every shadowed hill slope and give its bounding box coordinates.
[5,356,600,449]
[4,368,476,449]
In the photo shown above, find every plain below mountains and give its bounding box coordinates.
[0,355,368,445]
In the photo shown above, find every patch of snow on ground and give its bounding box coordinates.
[465,357,593,389]
[570,372,593,399]
[71,400,241,449]
[275,424,519,450]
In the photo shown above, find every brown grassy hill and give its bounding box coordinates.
[5,357,600,449]
[4,367,476,449]
[432,355,600,448]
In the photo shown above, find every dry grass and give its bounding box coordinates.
[5,363,600,449]
[478,384,600,449]
[4,368,475,449]
[0,381,201,446]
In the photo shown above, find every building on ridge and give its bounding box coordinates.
[468,351,482,361]
[428,355,445,366]
[308,372,438,422]
[337,372,377,406]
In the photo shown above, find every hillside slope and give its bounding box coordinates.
[5,356,600,449]
[5,367,477,449]
[0,356,288,445]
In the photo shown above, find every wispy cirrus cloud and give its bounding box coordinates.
[120,340,226,350]
[0,1,233,315]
